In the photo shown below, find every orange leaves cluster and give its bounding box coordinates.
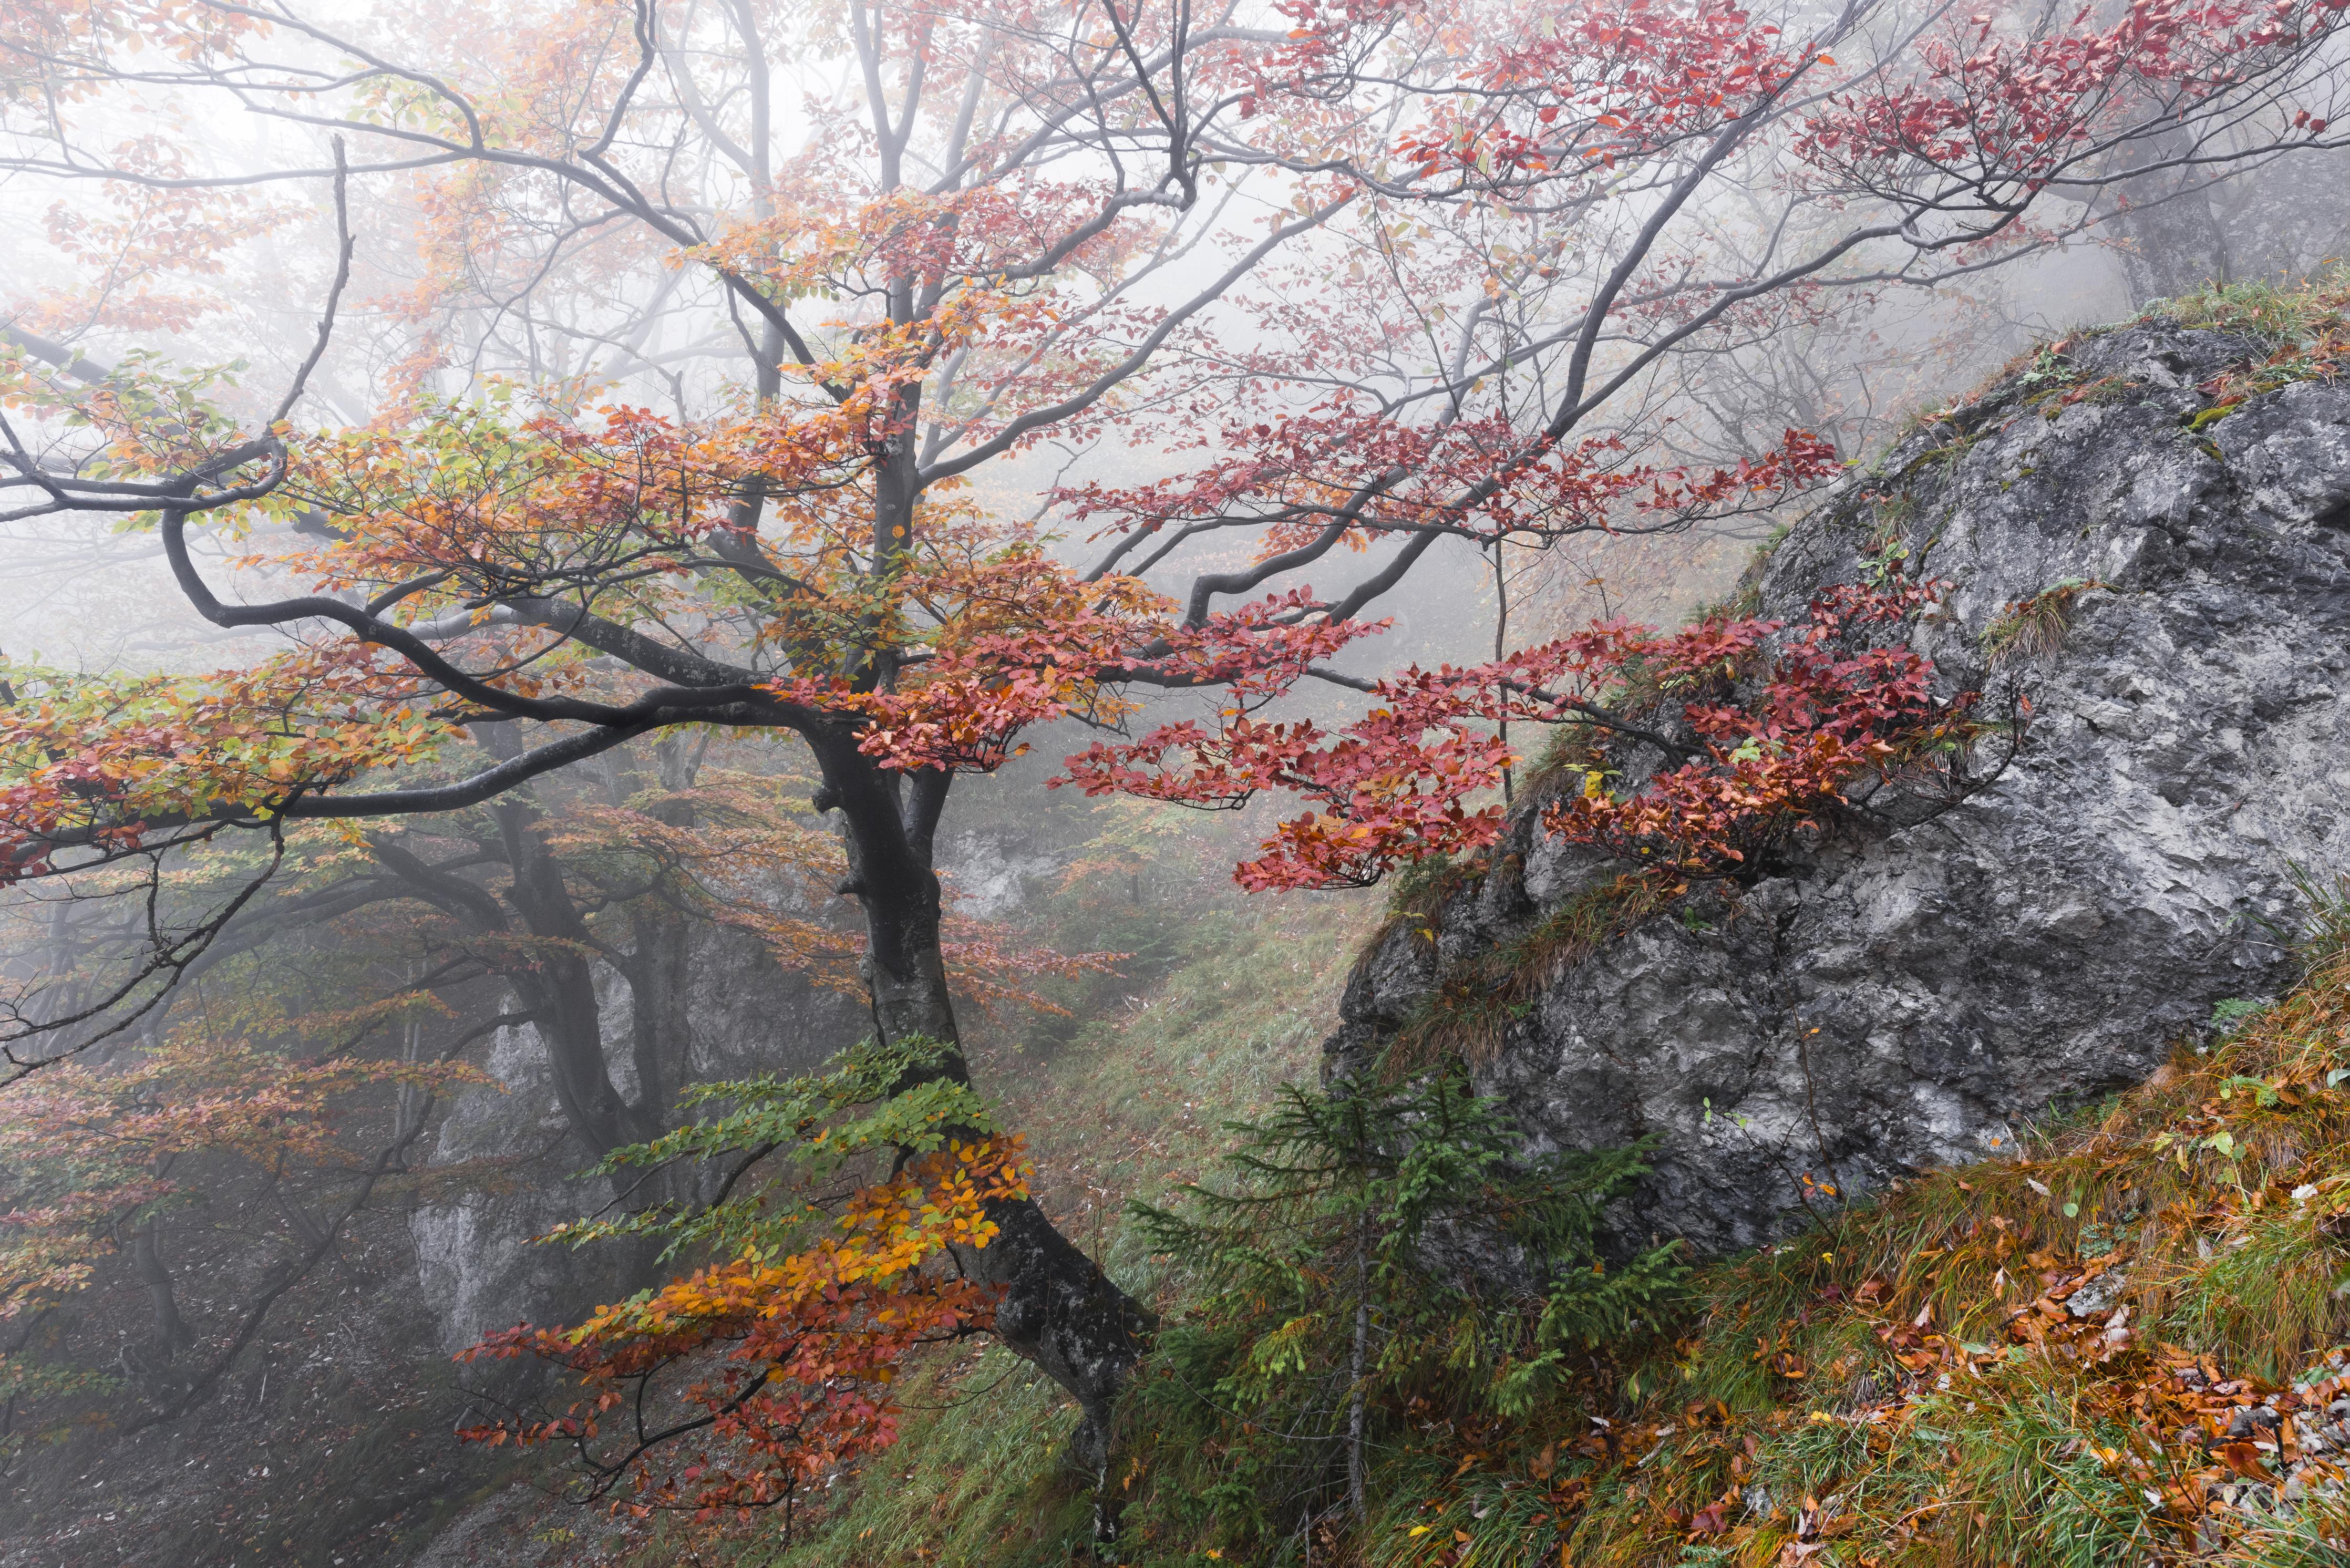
[286,396,757,598]
[690,181,1100,326]
[822,1137,1030,1286]
[0,653,458,874]
[768,550,1174,774]
[809,577,1371,780]
[459,1135,1032,1515]
[576,1137,1024,1329]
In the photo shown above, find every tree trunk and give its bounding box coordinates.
[808,728,1152,1494]
[492,802,661,1156]
[129,1221,196,1361]
[1348,1210,1370,1523]
[367,792,654,1163]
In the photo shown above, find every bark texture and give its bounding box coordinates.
[817,736,1152,1478]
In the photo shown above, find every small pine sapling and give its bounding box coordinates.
[1126,1073,1682,1552]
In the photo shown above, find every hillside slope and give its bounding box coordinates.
[1382,893,2350,1568]
[641,873,2350,1568]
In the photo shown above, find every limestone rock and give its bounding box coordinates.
[1327,321,2350,1253]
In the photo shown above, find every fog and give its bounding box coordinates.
[2,0,2347,1559]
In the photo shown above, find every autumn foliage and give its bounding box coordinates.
[3,0,2335,895]
[0,1037,467,1317]
[1542,574,1988,885]
[460,1138,1026,1516]
[1057,570,1974,893]
[451,1036,1034,1515]
[0,0,2345,1535]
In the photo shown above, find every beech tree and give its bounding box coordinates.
[0,723,1107,1455]
[0,0,2346,1510]
[0,986,484,1442]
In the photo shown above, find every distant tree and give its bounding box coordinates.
[2105,109,2350,304]
[0,931,483,1446]
[0,724,1093,1455]
[0,0,2343,1518]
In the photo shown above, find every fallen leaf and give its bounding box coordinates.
[2218,1441,2270,1479]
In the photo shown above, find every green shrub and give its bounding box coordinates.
[1981,577,2101,667]
[1121,1072,1682,1561]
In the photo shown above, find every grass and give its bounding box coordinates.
[2145,270,2350,350]
[613,891,1384,1568]
[985,893,1383,1289]
[1980,577,2104,667]
[786,1348,1095,1568]
[677,867,2350,1568]
[1871,266,2350,470]
[1377,875,1669,1078]
[1370,879,2350,1568]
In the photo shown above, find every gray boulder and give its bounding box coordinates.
[1326,320,2350,1253]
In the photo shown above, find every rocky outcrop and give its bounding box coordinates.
[410,923,863,1349]
[1328,320,2350,1253]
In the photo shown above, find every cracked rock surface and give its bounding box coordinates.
[1324,321,2350,1253]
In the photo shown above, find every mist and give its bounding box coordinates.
[3,0,2347,1561]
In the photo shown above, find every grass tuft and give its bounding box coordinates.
[1378,875,1669,1078]
[2146,270,2350,349]
[1981,577,2104,667]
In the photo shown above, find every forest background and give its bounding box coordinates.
[0,0,2346,1562]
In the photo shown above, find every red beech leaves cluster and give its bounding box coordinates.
[1543,575,1981,883]
[1062,574,1978,893]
